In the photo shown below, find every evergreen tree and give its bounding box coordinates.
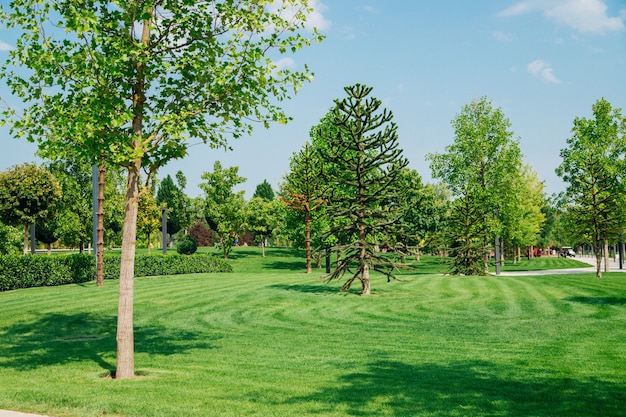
[253,180,275,201]
[318,84,409,295]
[156,175,186,241]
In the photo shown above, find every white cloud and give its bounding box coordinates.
[527,59,562,83]
[499,0,625,34]
[493,31,513,42]
[0,41,13,51]
[273,57,296,70]
[270,0,330,32]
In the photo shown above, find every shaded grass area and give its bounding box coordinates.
[496,256,592,271]
[1,247,625,416]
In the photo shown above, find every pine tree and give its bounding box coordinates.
[319,84,409,295]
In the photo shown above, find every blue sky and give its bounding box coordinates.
[1,0,625,199]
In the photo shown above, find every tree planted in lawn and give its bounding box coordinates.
[556,98,626,278]
[317,84,409,295]
[1,0,323,379]
[0,164,62,255]
[428,97,523,275]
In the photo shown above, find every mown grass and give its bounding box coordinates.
[1,247,625,416]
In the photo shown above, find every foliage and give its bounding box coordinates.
[200,161,247,259]
[156,175,187,238]
[246,197,284,256]
[317,84,410,294]
[189,220,214,247]
[0,252,231,291]
[0,163,63,254]
[253,180,275,201]
[281,140,330,272]
[556,98,626,278]
[0,222,22,255]
[137,180,161,251]
[1,0,322,378]
[176,235,198,255]
[428,97,523,274]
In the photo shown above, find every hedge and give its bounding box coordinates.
[0,253,232,292]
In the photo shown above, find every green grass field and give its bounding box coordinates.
[1,247,625,416]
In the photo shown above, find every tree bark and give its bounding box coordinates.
[96,158,106,287]
[361,263,371,295]
[23,224,29,255]
[115,162,140,379]
[603,238,609,273]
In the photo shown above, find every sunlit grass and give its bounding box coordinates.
[1,247,625,416]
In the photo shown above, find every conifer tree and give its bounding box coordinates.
[318,84,409,295]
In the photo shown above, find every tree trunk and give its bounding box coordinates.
[47,243,52,255]
[115,162,141,379]
[23,224,29,255]
[603,238,609,273]
[96,159,106,287]
[361,263,371,295]
[594,244,602,278]
[304,210,312,273]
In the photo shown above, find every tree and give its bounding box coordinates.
[201,161,247,259]
[246,197,283,256]
[156,174,185,244]
[0,221,22,255]
[317,84,409,295]
[35,222,58,255]
[281,141,329,272]
[2,1,322,379]
[253,180,275,201]
[0,164,62,254]
[137,180,161,253]
[556,98,626,278]
[428,97,523,275]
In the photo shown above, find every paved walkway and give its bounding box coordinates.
[497,255,626,276]
[0,412,51,417]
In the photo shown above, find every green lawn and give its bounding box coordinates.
[1,247,625,416]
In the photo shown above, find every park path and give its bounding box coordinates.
[497,255,626,276]
[0,411,51,417]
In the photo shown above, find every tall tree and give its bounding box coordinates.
[281,142,329,272]
[556,98,625,278]
[156,174,185,243]
[0,164,62,254]
[317,84,409,295]
[200,161,247,259]
[2,0,322,379]
[137,180,161,252]
[428,97,523,275]
[253,180,275,201]
[246,197,283,256]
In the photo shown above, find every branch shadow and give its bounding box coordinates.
[0,312,219,372]
[268,283,346,295]
[282,360,626,416]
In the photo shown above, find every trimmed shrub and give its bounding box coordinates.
[0,252,232,292]
[177,235,198,255]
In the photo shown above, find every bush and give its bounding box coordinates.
[0,252,232,292]
[177,235,198,255]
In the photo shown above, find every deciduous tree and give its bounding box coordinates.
[0,164,62,254]
[556,98,626,278]
[1,0,322,379]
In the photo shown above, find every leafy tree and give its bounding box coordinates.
[253,180,275,201]
[317,84,409,295]
[0,221,22,255]
[189,220,214,247]
[35,222,58,255]
[156,175,186,242]
[201,162,247,259]
[137,180,161,253]
[246,197,283,257]
[2,0,322,379]
[281,141,329,272]
[556,98,626,278]
[428,97,523,275]
[0,164,62,254]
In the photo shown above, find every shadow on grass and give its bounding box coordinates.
[269,283,346,295]
[0,312,219,372]
[565,296,626,305]
[284,360,625,416]
[263,260,308,270]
